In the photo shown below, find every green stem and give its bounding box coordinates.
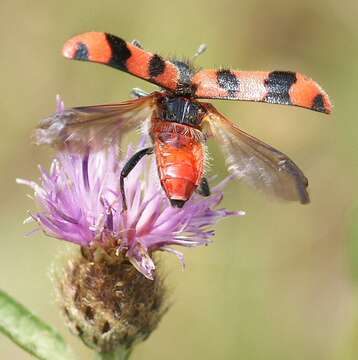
[0,289,75,360]
[95,347,132,360]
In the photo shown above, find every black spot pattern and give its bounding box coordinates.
[74,42,89,60]
[149,54,166,77]
[264,71,297,105]
[217,69,240,97]
[172,60,196,95]
[311,94,326,113]
[105,33,131,71]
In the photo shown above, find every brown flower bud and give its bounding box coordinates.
[54,247,167,353]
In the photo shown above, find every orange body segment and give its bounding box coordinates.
[152,121,205,202]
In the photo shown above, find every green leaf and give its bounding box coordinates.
[0,289,76,360]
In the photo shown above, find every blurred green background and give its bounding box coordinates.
[1,0,358,359]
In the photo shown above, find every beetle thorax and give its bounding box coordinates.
[159,96,206,127]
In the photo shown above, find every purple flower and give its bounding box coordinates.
[18,96,244,279]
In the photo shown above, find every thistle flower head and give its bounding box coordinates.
[18,96,243,280]
[18,96,244,354]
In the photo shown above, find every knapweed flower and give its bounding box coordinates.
[18,141,242,277]
[17,101,243,281]
[17,97,243,354]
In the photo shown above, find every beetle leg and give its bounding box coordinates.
[120,147,154,211]
[196,177,211,197]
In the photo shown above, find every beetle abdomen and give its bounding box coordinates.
[152,122,205,206]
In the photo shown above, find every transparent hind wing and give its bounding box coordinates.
[204,104,310,204]
[36,94,157,152]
